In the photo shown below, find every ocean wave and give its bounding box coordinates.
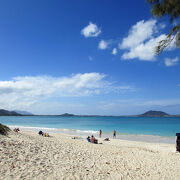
[9,125,58,131]
[8,125,98,134]
[56,128,98,134]
[7,125,175,143]
[74,129,98,134]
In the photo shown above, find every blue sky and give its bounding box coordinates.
[0,0,180,115]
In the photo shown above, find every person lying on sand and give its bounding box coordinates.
[44,133,50,137]
[38,131,50,137]
[104,138,110,141]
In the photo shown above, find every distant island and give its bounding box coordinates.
[58,113,75,116]
[51,110,180,117]
[0,109,180,117]
[138,110,171,117]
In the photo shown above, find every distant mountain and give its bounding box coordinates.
[0,109,22,116]
[139,110,170,117]
[0,109,179,117]
[58,113,75,116]
[14,110,34,115]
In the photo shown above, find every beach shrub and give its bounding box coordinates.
[0,123,10,135]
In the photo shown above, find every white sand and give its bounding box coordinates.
[0,130,180,180]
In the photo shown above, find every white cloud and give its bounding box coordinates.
[112,48,117,55]
[0,73,134,111]
[98,40,109,50]
[119,19,175,61]
[120,19,157,49]
[81,22,101,37]
[164,57,179,67]
[0,73,106,97]
[122,34,167,61]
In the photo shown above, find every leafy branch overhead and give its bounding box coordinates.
[148,0,180,54]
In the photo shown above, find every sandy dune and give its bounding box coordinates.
[0,131,180,180]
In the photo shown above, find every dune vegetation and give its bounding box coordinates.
[0,123,10,135]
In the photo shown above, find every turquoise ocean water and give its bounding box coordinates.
[1,116,180,137]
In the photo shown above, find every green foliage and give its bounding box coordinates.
[0,123,10,135]
[148,0,180,54]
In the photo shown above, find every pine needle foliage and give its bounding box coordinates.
[148,0,180,54]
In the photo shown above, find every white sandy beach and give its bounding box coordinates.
[1,130,180,180]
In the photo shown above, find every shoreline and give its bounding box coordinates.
[8,125,176,144]
[0,130,180,179]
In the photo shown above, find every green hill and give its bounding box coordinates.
[139,110,170,117]
[0,109,22,116]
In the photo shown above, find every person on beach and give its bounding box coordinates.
[91,135,95,143]
[99,129,102,138]
[38,131,44,136]
[44,133,50,137]
[90,135,98,144]
[113,130,116,138]
[87,136,91,142]
[176,135,180,152]
[14,128,20,133]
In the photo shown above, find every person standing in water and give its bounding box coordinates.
[99,129,102,138]
[113,130,116,138]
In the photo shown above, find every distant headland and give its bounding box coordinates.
[0,109,22,116]
[0,109,180,117]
